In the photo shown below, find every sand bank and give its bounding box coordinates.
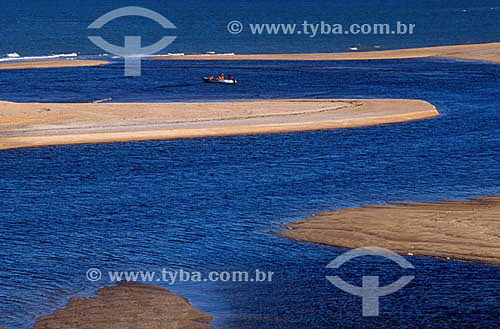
[282,197,500,266]
[0,99,438,150]
[32,281,213,329]
[0,60,109,70]
[153,42,500,64]
[0,43,496,72]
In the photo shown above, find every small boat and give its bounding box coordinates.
[203,77,237,84]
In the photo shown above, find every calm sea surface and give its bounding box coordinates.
[0,58,499,328]
[1,0,499,58]
[0,0,499,328]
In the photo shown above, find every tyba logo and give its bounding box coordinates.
[88,7,176,76]
[326,246,415,316]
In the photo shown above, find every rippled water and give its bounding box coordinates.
[1,0,499,57]
[0,59,499,328]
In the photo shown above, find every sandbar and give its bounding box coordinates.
[0,99,439,150]
[152,42,500,64]
[0,43,496,72]
[31,281,213,329]
[281,196,500,265]
[0,60,109,70]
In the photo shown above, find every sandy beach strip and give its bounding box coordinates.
[152,42,500,64]
[281,196,500,266]
[0,59,109,70]
[0,99,439,150]
[30,281,213,329]
[0,43,496,72]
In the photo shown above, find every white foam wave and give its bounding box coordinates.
[93,97,112,103]
[196,52,236,56]
[0,52,78,62]
[154,52,236,57]
[123,54,147,58]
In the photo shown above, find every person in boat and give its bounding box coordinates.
[219,73,225,80]
[209,75,214,80]
[228,75,233,81]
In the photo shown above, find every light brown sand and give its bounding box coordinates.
[0,43,497,72]
[153,42,500,64]
[282,197,500,265]
[0,99,438,150]
[0,60,109,70]
[32,281,213,329]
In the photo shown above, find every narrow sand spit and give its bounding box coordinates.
[0,60,109,70]
[32,281,213,329]
[0,43,497,71]
[0,99,439,150]
[282,197,500,266]
[152,42,500,64]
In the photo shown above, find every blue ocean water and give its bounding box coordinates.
[1,0,499,58]
[0,58,499,328]
[1,0,500,327]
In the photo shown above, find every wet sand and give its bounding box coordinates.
[0,60,109,70]
[32,281,213,329]
[153,42,500,64]
[0,99,438,150]
[282,197,500,265]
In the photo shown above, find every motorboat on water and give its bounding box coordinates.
[203,77,237,84]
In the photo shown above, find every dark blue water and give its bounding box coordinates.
[0,57,498,104]
[0,59,499,328]
[1,0,499,58]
